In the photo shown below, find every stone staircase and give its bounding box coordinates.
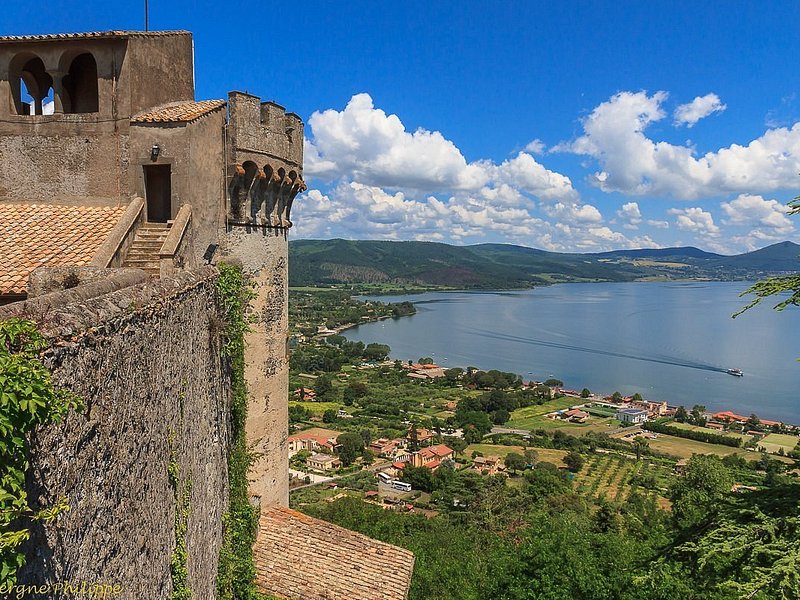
[123,223,170,276]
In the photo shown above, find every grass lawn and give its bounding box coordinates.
[669,422,751,442]
[637,433,793,463]
[507,397,582,429]
[760,433,800,454]
[466,443,567,466]
[289,401,342,415]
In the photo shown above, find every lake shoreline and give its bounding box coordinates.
[342,282,799,425]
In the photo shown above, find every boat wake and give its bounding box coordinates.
[465,326,729,374]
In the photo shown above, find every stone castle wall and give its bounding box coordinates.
[0,267,230,600]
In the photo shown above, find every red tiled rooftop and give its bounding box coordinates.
[131,99,226,124]
[254,505,415,600]
[0,203,128,296]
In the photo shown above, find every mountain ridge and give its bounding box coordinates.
[288,239,800,288]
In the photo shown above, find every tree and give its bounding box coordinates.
[690,404,707,427]
[734,197,800,320]
[418,356,434,365]
[400,465,434,492]
[363,343,390,361]
[524,449,539,466]
[674,405,688,423]
[361,448,375,465]
[492,408,510,425]
[580,388,591,399]
[612,391,623,402]
[563,452,584,473]
[669,455,733,528]
[632,393,643,402]
[745,413,761,430]
[633,437,649,461]
[336,432,364,466]
[504,452,526,473]
[314,373,334,399]
[322,409,337,423]
[544,378,563,387]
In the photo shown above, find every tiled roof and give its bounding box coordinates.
[0,30,190,43]
[0,203,127,296]
[254,506,415,600]
[131,100,226,124]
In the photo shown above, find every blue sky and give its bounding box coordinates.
[5,1,800,253]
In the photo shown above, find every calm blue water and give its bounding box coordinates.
[345,282,800,423]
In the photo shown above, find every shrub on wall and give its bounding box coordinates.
[0,318,80,586]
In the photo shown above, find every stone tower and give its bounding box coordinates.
[222,91,305,507]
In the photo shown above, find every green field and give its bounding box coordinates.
[669,421,751,442]
[466,444,567,466]
[760,433,800,454]
[573,453,672,508]
[507,398,619,434]
[289,401,342,415]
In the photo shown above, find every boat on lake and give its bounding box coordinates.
[726,368,744,377]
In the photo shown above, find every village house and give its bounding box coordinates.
[629,399,668,418]
[409,444,454,471]
[307,453,341,472]
[561,408,590,423]
[287,428,341,456]
[293,387,316,401]
[472,455,504,475]
[407,427,436,446]
[369,437,403,457]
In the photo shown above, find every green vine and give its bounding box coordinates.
[168,433,193,600]
[214,264,263,600]
[0,318,80,586]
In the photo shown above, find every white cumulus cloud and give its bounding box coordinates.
[669,207,720,236]
[720,193,795,234]
[559,90,800,199]
[304,93,577,201]
[674,93,726,127]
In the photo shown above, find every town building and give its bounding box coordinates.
[307,453,342,472]
[616,408,648,424]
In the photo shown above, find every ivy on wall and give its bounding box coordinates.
[168,434,193,600]
[0,318,80,586]
[214,264,264,600]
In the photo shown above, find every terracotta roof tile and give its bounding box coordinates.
[0,203,127,296]
[0,30,190,43]
[254,506,415,600]
[131,100,226,124]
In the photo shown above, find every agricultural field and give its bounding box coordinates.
[289,401,342,415]
[634,432,795,463]
[573,452,672,508]
[759,433,800,455]
[669,421,751,442]
[507,398,618,434]
[465,443,568,466]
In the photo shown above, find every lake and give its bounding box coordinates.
[344,282,800,423]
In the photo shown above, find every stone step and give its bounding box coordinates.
[129,242,163,251]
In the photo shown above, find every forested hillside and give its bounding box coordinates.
[289,239,800,288]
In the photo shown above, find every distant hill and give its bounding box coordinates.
[288,239,800,288]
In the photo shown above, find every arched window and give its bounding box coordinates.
[11,55,53,115]
[62,53,98,114]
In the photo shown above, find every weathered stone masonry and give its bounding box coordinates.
[0,267,229,600]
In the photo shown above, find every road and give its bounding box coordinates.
[288,460,392,493]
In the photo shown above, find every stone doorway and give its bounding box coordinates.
[143,164,172,223]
